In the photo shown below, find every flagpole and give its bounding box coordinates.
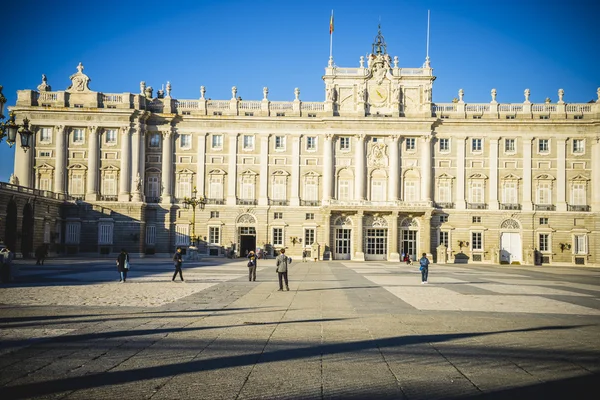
[329,10,334,66]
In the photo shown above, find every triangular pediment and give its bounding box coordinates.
[208,168,227,175]
[502,173,521,180]
[304,170,321,177]
[469,173,488,179]
[35,163,54,170]
[100,165,119,171]
[535,173,555,180]
[272,170,290,176]
[437,173,454,180]
[571,174,590,181]
[177,168,195,175]
[67,163,88,170]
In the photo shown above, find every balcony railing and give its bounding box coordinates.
[467,203,488,210]
[434,202,455,209]
[534,204,555,211]
[499,203,521,210]
[301,200,320,206]
[568,205,590,212]
[269,200,289,206]
[237,199,257,206]
[205,198,225,205]
[99,195,118,201]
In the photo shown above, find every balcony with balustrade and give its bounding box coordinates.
[237,199,257,206]
[300,200,320,206]
[269,200,289,206]
[499,203,521,210]
[568,205,590,212]
[534,204,555,211]
[205,198,225,205]
[467,203,488,210]
[434,202,455,209]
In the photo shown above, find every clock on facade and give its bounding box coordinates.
[371,84,388,104]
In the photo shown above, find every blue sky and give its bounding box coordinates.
[1,0,598,182]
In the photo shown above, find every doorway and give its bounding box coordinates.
[500,232,522,264]
[401,230,418,262]
[238,226,256,257]
[334,228,351,260]
[365,228,387,260]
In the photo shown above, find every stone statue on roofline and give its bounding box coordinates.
[37,74,51,92]
[66,62,92,93]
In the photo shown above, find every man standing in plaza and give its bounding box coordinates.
[419,253,430,284]
[172,247,184,282]
[247,250,257,281]
[276,248,291,291]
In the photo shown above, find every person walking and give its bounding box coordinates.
[172,247,184,282]
[419,252,430,284]
[275,248,291,291]
[302,250,308,262]
[116,248,130,283]
[35,244,47,265]
[247,250,257,281]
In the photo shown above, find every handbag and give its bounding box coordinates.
[124,260,130,270]
[247,261,254,268]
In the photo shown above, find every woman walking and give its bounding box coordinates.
[116,248,130,283]
[247,250,257,281]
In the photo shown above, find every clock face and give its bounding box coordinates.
[371,84,388,104]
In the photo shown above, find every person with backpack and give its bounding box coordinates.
[419,253,430,284]
[247,250,257,281]
[172,247,184,282]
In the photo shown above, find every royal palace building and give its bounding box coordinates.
[6,30,600,265]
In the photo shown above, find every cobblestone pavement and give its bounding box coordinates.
[0,258,599,399]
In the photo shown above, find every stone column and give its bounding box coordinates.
[593,137,600,212]
[556,138,567,211]
[388,135,400,201]
[130,124,142,202]
[355,134,366,200]
[161,128,173,204]
[86,126,99,201]
[138,122,146,202]
[15,128,35,188]
[522,138,533,211]
[489,138,499,210]
[54,125,66,194]
[290,134,301,206]
[421,212,432,257]
[354,211,365,261]
[455,137,466,209]
[196,133,207,197]
[227,133,238,206]
[259,134,269,206]
[322,133,334,203]
[119,125,131,202]
[389,211,400,261]
[420,135,432,201]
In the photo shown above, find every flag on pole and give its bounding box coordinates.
[329,11,334,34]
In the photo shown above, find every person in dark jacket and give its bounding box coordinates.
[247,250,257,281]
[419,253,430,284]
[116,248,129,283]
[172,247,184,282]
[275,248,291,291]
[35,244,48,265]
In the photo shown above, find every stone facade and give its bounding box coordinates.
[7,31,600,265]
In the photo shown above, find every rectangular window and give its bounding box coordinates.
[470,181,484,203]
[304,228,315,246]
[439,215,449,223]
[241,175,255,199]
[65,222,81,244]
[572,139,584,154]
[175,225,189,246]
[502,181,518,204]
[439,231,449,247]
[571,183,586,205]
[472,138,482,152]
[404,181,418,202]
[71,173,84,195]
[146,225,156,245]
[304,176,317,201]
[274,212,283,219]
[439,138,450,152]
[39,151,52,157]
[73,128,84,143]
[212,134,223,149]
[98,223,114,245]
[180,134,191,149]
[305,213,315,220]
[539,217,549,225]
[178,175,191,198]
[504,139,515,153]
[472,216,481,223]
[242,135,254,150]
[40,127,52,143]
[209,175,223,200]
[405,138,416,151]
[539,234,550,252]
[273,228,283,246]
[471,232,483,250]
[209,226,220,245]
[149,134,160,148]
[538,139,549,153]
[272,176,286,200]
[371,180,385,202]
[339,137,350,150]
[210,211,220,218]
[105,129,117,144]
[537,182,551,204]
[147,175,160,198]
[103,172,117,195]
[438,180,451,203]
[574,235,587,254]
[339,180,351,200]
[39,177,50,191]
[274,136,286,150]
[306,136,317,150]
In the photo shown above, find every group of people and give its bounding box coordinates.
[247,248,291,291]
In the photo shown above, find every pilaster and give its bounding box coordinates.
[160,128,173,204]
[488,138,499,210]
[388,135,400,201]
[196,133,207,197]
[592,137,600,212]
[556,138,567,211]
[258,134,269,206]
[522,138,533,211]
[130,124,141,202]
[118,125,131,202]
[322,133,334,204]
[389,211,400,262]
[420,135,432,201]
[455,137,466,209]
[421,212,432,257]
[354,211,365,261]
[290,134,301,206]
[355,134,366,200]
[226,133,238,206]
[54,125,66,194]
[86,126,99,201]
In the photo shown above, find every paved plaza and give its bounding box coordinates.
[0,257,599,399]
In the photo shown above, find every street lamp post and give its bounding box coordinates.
[0,86,34,151]
[182,186,205,248]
